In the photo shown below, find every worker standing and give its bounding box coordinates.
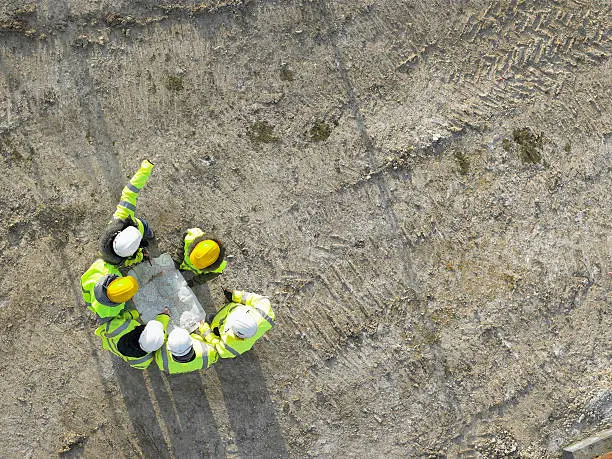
[81,258,139,319]
[179,228,227,282]
[155,327,219,374]
[99,159,155,268]
[200,289,275,359]
[95,308,170,369]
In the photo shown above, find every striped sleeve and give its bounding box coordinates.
[234,290,274,320]
[113,160,154,220]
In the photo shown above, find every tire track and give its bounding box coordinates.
[325,1,609,177]
[272,239,416,370]
[311,0,416,283]
[450,1,610,125]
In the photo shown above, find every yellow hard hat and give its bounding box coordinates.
[189,240,220,269]
[107,276,139,303]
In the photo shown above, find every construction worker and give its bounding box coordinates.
[81,258,139,319]
[155,327,219,374]
[179,228,227,281]
[99,159,155,268]
[95,308,170,369]
[201,288,275,359]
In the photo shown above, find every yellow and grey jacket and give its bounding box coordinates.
[98,159,154,267]
[155,332,219,374]
[81,259,126,319]
[95,311,170,370]
[204,290,275,359]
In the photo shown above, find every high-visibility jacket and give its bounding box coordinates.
[155,333,219,374]
[179,227,227,275]
[205,290,275,359]
[95,311,170,369]
[99,160,154,267]
[81,259,126,319]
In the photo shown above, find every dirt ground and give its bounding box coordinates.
[0,0,610,457]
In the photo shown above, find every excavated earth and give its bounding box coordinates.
[0,0,610,457]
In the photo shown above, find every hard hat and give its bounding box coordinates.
[167,328,193,357]
[138,320,165,353]
[189,239,220,269]
[225,306,258,339]
[107,276,139,303]
[113,226,142,257]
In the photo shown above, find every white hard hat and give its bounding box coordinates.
[113,226,142,257]
[167,328,193,357]
[138,320,165,353]
[225,306,258,339]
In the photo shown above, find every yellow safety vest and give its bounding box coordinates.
[99,160,154,267]
[208,291,275,359]
[81,259,125,319]
[155,334,219,374]
[94,312,169,369]
[179,227,227,275]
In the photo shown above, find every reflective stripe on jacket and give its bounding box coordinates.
[105,159,153,267]
[94,311,170,370]
[112,160,154,221]
[155,334,219,374]
[208,291,275,359]
[81,259,125,318]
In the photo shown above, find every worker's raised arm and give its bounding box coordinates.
[113,159,154,221]
[231,290,275,321]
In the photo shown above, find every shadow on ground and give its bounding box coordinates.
[216,353,289,458]
[113,282,288,457]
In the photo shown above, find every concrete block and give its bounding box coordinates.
[563,429,612,459]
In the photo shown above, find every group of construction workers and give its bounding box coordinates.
[80,160,275,374]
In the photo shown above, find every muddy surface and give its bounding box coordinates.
[0,0,610,457]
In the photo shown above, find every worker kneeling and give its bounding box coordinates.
[95,309,169,369]
[179,228,227,280]
[81,259,139,319]
[155,328,219,374]
[202,289,275,359]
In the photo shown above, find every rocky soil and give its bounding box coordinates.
[0,0,610,457]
